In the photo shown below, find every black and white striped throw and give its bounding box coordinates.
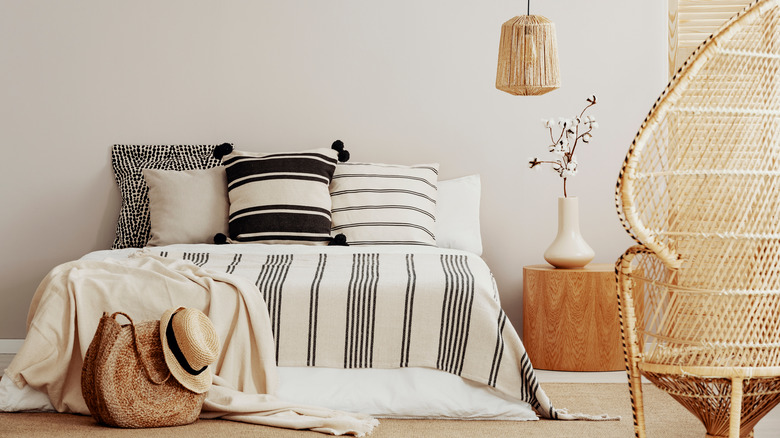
[221,148,339,244]
[152,246,571,419]
[330,162,440,246]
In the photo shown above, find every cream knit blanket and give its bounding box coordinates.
[5,253,377,436]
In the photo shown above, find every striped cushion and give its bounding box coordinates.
[222,148,338,244]
[330,162,439,246]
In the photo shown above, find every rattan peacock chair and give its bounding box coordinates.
[615,0,780,437]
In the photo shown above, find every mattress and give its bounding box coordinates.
[1,367,534,420]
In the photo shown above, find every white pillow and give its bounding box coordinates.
[435,175,483,255]
[142,167,229,246]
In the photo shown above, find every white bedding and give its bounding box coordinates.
[1,243,549,421]
[1,367,534,420]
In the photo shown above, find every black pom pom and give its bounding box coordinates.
[213,143,234,160]
[331,140,345,151]
[214,233,228,245]
[328,233,349,246]
[337,149,350,163]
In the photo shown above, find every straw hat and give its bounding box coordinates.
[159,307,220,394]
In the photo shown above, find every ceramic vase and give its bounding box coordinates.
[544,196,595,269]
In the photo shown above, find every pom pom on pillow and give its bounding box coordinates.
[213,143,234,160]
[328,233,349,246]
[331,140,350,162]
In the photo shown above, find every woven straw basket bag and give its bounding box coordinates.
[81,312,206,428]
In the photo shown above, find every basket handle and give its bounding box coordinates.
[110,312,172,385]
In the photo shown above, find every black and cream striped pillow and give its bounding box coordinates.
[222,148,339,244]
[330,162,439,246]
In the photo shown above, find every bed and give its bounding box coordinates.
[0,143,603,430]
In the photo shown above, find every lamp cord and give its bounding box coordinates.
[527,0,530,15]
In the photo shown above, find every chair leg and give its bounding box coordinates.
[616,254,646,438]
[628,363,646,438]
[729,377,743,438]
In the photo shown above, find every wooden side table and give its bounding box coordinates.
[522,264,623,371]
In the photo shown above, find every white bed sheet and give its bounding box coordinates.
[1,366,535,420]
[276,367,535,420]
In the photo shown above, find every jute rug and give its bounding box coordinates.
[0,383,703,437]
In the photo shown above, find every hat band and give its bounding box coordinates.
[166,313,208,376]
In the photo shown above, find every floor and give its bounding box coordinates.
[2,355,779,436]
[534,369,780,437]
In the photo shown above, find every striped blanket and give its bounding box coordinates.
[139,244,574,420]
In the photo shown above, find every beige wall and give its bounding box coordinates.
[0,1,665,339]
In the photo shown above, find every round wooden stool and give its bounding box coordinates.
[522,263,623,371]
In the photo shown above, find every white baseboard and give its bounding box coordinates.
[0,340,24,354]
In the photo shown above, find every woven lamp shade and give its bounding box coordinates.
[496,15,561,96]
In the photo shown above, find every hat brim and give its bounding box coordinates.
[160,307,212,394]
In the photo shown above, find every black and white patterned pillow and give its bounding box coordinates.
[111,144,222,249]
[221,148,339,244]
[329,162,439,246]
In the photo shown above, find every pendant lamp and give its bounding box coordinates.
[495,1,560,96]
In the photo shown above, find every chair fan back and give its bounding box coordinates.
[617,0,780,291]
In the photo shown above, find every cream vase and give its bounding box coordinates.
[543,196,595,269]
